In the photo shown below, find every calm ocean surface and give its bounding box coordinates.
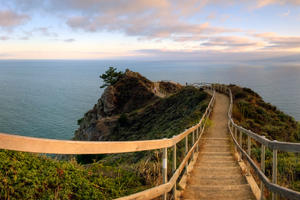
[0,60,299,139]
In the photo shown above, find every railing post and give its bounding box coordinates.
[192,130,195,161]
[272,144,278,200]
[185,135,188,174]
[234,126,238,153]
[260,141,265,200]
[162,147,168,200]
[247,135,251,175]
[196,126,199,152]
[172,144,177,200]
[239,130,242,161]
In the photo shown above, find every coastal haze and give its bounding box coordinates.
[0,60,299,139]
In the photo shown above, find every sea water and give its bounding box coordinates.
[0,60,299,139]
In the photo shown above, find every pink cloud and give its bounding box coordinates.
[0,10,30,28]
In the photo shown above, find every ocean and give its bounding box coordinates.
[0,60,299,140]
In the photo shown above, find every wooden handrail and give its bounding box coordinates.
[212,83,300,200]
[0,133,174,154]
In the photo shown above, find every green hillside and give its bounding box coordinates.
[229,84,300,193]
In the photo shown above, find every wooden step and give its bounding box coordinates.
[199,155,234,161]
[193,166,242,176]
[183,184,255,200]
[195,161,237,168]
[200,152,232,156]
[189,175,247,185]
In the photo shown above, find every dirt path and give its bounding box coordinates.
[181,92,256,200]
[153,82,166,98]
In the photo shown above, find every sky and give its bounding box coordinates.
[0,0,300,61]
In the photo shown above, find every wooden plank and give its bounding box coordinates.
[0,132,173,154]
[269,141,300,153]
[172,144,177,200]
[162,147,168,200]
[272,148,278,200]
[261,143,265,200]
[115,182,172,200]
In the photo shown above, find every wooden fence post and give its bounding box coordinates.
[247,135,251,175]
[239,130,242,161]
[185,135,188,174]
[172,144,177,200]
[196,126,199,152]
[260,141,265,200]
[234,126,238,153]
[192,130,195,161]
[272,145,278,200]
[162,147,168,200]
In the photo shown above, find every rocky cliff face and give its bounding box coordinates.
[74,70,182,141]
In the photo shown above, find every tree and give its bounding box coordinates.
[100,67,124,88]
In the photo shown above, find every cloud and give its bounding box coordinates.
[0,10,29,28]
[34,27,58,37]
[20,27,58,40]
[67,14,236,40]
[202,36,264,48]
[0,36,9,40]
[19,36,29,40]
[254,32,300,49]
[282,10,290,16]
[206,12,217,20]
[64,38,75,42]
[63,0,239,41]
[134,48,300,64]
[255,0,300,8]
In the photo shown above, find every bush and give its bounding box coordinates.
[0,150,145,199]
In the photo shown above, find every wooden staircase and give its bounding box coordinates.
[181,93,256,200]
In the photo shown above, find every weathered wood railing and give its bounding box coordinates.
[212,83,300,200]
[0,84,215,200]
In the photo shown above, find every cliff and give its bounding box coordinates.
[74,69,183,141]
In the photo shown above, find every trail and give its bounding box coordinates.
[153,82,166,98]
[181,92,256,200]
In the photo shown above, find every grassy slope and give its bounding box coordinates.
[230,85,299,142]
[229,84,300,191]
[0,86,210,199]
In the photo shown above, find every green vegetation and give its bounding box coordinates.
[230,85,299,142]
[0,86,210,199]
[111,86,209,141]
[229,84,300,193]
[100,67,124,88]
[0,150,146,200]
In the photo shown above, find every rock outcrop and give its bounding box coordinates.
[74,69,182,141]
